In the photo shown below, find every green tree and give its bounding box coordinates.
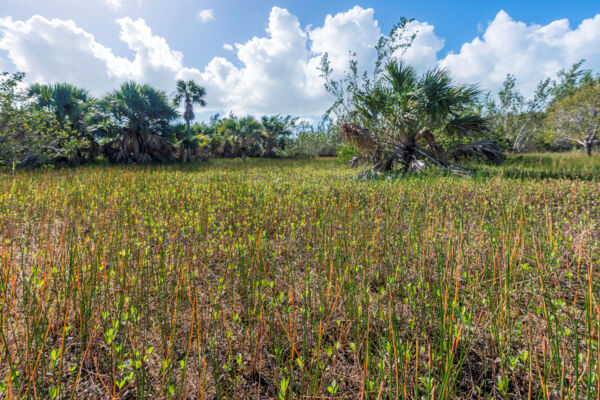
[28,83,89,130]
[551,60,594,102]
[486,74,551,153]
[1,73,79,166]
[260,115,296,157]
[27,83,101,160]
[339,61,495,173]
[173,80,207,161]
[546,80,600,156]
[321,20,500,174]
[218,115,263,162]
[103,82,178,163]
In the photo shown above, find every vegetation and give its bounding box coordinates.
[0,72,343,167]
[2,51,598,169]
[546,80,600,156]
[101,82,178,164]
[0,73,81,166]
[321,23,505,175]
[173,80,207,161]
[1,155,598,399]
[484,61,599,154]
[1,14,600,400]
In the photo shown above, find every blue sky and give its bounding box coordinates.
[1,0,599,118]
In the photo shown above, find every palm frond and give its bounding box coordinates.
[340,123,376,152]
[445,114,489,137]
[385,61,417,94]
[450,139,505,165]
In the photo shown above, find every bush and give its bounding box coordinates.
[336,143,358,164]
[1,72,81,166]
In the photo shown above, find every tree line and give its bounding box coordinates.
[0,74,340,167]
[484,60,600,156]
[0,32,598,170]
[318,20,599,176]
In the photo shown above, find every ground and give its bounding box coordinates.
[0,154,599,399]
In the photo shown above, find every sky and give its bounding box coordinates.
[1,0,599,120]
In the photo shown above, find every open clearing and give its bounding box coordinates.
[1,155,599,399]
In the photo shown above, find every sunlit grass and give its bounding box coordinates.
[0,155,599,399]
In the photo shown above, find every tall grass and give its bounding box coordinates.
[0,155,598,399]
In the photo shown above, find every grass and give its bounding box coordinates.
[0,154,599,399]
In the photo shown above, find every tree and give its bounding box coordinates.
[551,60,594,102]
[486,74,551,153]
[1,73,79,166]
[173,80,207,161]
[339,61,497,173]
[260,115,296,157]
[103,82,178,163]
[320,20,501,175]
[546,80,600,156]
[278,120,342,158]
[28,83,101,160]
[28,83,89,129]
[216,115,262,161]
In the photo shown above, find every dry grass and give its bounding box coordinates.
[0,156,599,399]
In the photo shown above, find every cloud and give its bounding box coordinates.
[0,6,387,116]
[0,15,184,94]
[104,0,122,10]
[1,8,599,118]
[197,9,214,23]
[308,6,380,77]
[183,7,322,115]
[187,6,390,116]
[398,20,444,72]
[0,16,134,93]
[439,11,600,96]
[116,17,183,89]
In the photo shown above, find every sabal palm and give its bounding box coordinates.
[218,116,263,161]
[352,61,486,170]
[237,116,263,161]
[28,83,89,131]
[260,115,295,157]
[104,82,177,162]
[106,82,176,135]
[173,80,206,161]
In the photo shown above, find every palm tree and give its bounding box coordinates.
[28,83,89,130]
[260,115,296,157]
[218,115,263,161]
[236,116,263,162]
[173,80,207,161]
[343,61,501,173]
[28,83,98,160]
[103,82,178,163]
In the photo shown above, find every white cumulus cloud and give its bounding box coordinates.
[0,16,134,93]
[439,11,600,96]
[0,15,184,93]
[182,6,387,116]
[1,8,599,117]
[308,6,381,77]
[116,17,183,89]
[399,20,445,72]
[197,9,214,23]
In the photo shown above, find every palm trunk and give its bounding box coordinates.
[400,137,417,173]
[186,118,191,162]
[132,133,141,161]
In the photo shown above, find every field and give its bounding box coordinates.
[1,155,599,399]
